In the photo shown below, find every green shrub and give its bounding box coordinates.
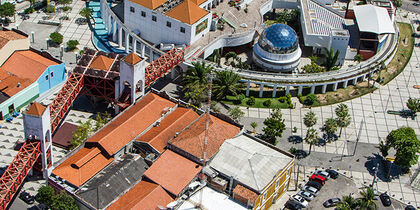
[298,94,304,103]
[237,93,245,101]
[49,32,63,45]
[66,40,79,51]
[304,94,318,106]
[289,147,297,155]
[45,5,55,13]
[62,6,71,11]
[263,99,272,107]
[278,96,286,103]
[24,7,35,14]
[246,96,256,106]
[292,126,298,133]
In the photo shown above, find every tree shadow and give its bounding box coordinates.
[294,150,308,160]
[316,137,326,146]
[364,154,405,182]
[288,135,303,144]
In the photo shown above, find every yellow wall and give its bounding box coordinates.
[253,159,294,210]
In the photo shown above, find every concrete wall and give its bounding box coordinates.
[38,63,66,95]
[272,0,298,9]
[0,83,38,118]
[330,34,350,65]
[201,30,256,58]
[0,38,30,66]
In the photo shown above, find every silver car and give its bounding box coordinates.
[315,170,330,180]
[302,185,319,196]
[297,190,314,201]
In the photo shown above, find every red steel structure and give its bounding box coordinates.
[0,47,186,209]
[0,141,41,209]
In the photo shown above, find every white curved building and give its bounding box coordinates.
[253,24,301,72]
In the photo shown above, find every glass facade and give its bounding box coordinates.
[258,24,298,54]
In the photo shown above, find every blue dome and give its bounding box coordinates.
[258,24,298,54]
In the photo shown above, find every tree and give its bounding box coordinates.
[250,122,258,134]
[228,106,244,122]
[302,62,324,73]
[184,83,207,107]
[247,96,256,106]
[354,54,363,63]
[182,62,212,106]
[36,186,55,206]
[305,128,318,155]
[386,127,420,169]
[406,97,420,112]
[358,187,377,210]
[57,0,72,5]
[224,51,237,63]
[392,0,402,7]
[303,111,317,128]
[50,32,63,45]
[213,70,241,100]
[79,7,92,20]
[71,119,92,149]
[304,94,318,106]
[263,108,286,145]
[50,191,78,210]
[0,2,15,19]
[378,139,390,158]
[66,40,79,51]
[335,103,351,137]
[212,49,221,66]
[323,118,337,141]
[94,112,111,132]
[336,194,357,210]
[323,47,340,71]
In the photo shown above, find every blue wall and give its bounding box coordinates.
[37,63,66,95]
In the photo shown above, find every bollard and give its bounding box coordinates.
[46,38,49,50]
[31,32,35,43]
[60,45,64,60]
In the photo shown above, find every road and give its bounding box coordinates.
[401,0,420,14]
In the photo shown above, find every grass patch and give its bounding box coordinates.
[375,22,414,85]
[221,95,291,108]
[299,82,377,107]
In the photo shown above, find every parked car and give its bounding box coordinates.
[405,205,417,210]
[301,185,319,196]
[310,174,326,185]
[19,191,34,204]
[315,170,330,180]
[291,194,309,208]
[413,2,419,6]
[323,198,341,208]
[379,192,392,206]
[325,169,339,179]
[306,180,322,190]
[285,199,303,210]
[297,190,314,201]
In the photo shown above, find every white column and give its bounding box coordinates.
[259,84,264,98]
[107,15,112,36]
[298,86,303,95]
[285,85,290,95]
[112,20,117,42]
[132,39,137,53]
[322,84,327,94]
[352,78,357,85]
[272,84,277,98]
[118,27,123,48]
[141,43,146,58]
[125,33,130,53]
[343,80,348,88]
[246,81,251,97]
[310,85,315,94]
[362,74,366,81]
[149,49,154,62]
[333,82,338,91]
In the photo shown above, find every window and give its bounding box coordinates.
[263,192,267,201]
[152,15,157,22]
[180,27,185,33]
[166,21,171,28]
[130,6,135,13]
[45,75,49,80]
[51,72,54,78]
[141,11,146,17]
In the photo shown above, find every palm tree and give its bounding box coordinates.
[336,194,358,210]
[303,111,317,128]
[354,54,363,63]
[213,70,241,100]
[250,122,258,134]
[182,62,212,88]
[335,103,351,137]
[324,118,338,141]
[323,47,340,71]
[305,128,318,155]
[358,187,377,210]
[79,7,93,20]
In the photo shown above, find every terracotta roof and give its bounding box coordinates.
[130,0,167,9]
[0,70,31,97]
[233,184,259,203]
[170,114,240,159]
[26,102,46,117]
[123,53,142,65]
[144,150,202,196]
[167,0,209,25]
[86,93,175,156]
[52,147,114,187]
[108,180,173,210]
[89,55,114,71]
[191,0,207,5]
[0,50,59,82]
[52,122,78,149]
[0,30,26,50]
[136,107,199,153]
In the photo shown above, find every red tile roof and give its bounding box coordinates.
[52,122,78,149]
[130,0,167,9]
[0,70,32,97]
[170,114,240,159]
[108,180,173,210]
[86,93,175,156]
[52,147,114,187]
[26,102,46,117]
[167,0,209,25]
[136,107,199,153]
[123,53,142,65]
[0,50,59,82]
[233,184,259,203]
[89,55,114,71]
[144,150,202,196]
[0,30,26,50]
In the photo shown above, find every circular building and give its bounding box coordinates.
[253,24,301,72]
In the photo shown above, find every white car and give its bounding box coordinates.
[315,170,330,180]
[302,185,319,196]
[291,194,309,208]
[297,190,314,201]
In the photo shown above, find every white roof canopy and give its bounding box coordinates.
[353,4,395,34]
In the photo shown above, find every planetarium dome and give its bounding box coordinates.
[253,23,301,72]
